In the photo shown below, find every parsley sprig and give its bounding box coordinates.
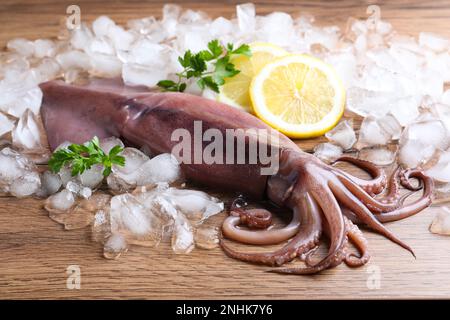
[48,137,125,177]
[157,39,252,93]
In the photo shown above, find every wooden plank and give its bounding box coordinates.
[0,0,449,299]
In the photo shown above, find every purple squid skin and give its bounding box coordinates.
[40,79,300,199]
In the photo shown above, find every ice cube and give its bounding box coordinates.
[163,188,224,222]
[210,17,234,37]
[402,119,448,151]
[107,147,149,191]
[45,189,75,212]
[356,116,391,149]
[88,53,122,78]
[419,32,449,52]
[89,38,115,55]
[9,172,41,198]
[62,178,92,199]
[375,20,392,35]
[0,113,15,137]
[324,52,357,89]
[110,193,163,243]
[7,38,35,57]
[92,16,115,38]
[136,153,181,185]
[236,3,256,33]
[0,53,30,78]
[377,113,402,140]
[104,233,128,259]
[389,34,423,54]
[107,25,135,51]
[0,84,43,118]
[304,26,340,52]
[398,139,435,169]
[58,164,75,187]
[161,4,181,38]
[441,90,450,105]
[39,171,62,197]
[177,29,211,53]
[389,95,422,126]
[66,180,82,195]
[56,50,91,70]
[126,40,166,66]
[100,136,124,154]
[313,143,343,163]
[346,87,393,118]
[171,214,194,254]
[79,192,111,212]
[426,150,450,183]
[63,69,89,84]
[12,109,45,150]
[145,194,179,229]
[162,4,181,22]
[91,208,111,243]
[48,202,95,230]
[429,207,450,235]
[257,12,295,47]
[325,120,356,150]
[79,186,92,199]
[194,226,219,250]
[34,39,56,58]
[79,164,104,189]
[34,58,61,82]
[0,147,35,185]
[417,68,444,97]
[70,24,94,50]
[358,146,396,166]
[122,63,168,87]
[424,52,450,83]
[433,103,450,132]
[127,16,158,35]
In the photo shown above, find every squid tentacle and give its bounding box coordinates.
[329,179,415,257]
[332,156,387,196]
[399,169,423,191]
[342,169,434,223]
[220,191,322,267]
[373,169,434,223]
[344,217,370,267]
[335,172,405,213]
[270,177,347,274]
[378,167,402,203]
[221,202,301,245]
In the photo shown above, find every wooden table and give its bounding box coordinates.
[1,0,449,299]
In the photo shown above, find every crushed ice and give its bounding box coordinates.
[40,137,224,257]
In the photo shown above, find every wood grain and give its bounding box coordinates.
[1,0,450,299]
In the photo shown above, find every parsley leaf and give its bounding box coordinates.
[48,137,125,177]
[157,39,252,94]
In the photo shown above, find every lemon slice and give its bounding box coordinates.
[250,54,346,138]
[219,42,288,112]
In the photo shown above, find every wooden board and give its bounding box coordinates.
[1,0,450,299]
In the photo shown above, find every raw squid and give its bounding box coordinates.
[40,79,434,274]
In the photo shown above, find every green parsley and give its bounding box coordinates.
[48,136,125,177]
[157,39,252,93]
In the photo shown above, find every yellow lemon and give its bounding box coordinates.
[250,54,346,138]
[219,42,288,112]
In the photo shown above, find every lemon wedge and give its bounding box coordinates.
[219,42,288,112]
[250,54,346,138]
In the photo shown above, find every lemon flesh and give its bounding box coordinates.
[219,43,287,112]
[250,54,346,138]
